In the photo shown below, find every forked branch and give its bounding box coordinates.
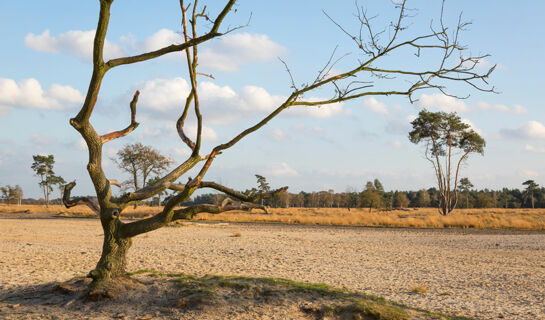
[62,181,100,214]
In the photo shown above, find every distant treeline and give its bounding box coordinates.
[4,179,544,210]
[183,180,545,210]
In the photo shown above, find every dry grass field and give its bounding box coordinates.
[2,203,544,230]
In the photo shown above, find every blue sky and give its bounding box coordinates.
[1,1,544,199]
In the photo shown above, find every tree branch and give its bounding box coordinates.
[113,156,203,204]
[103,0,236,71]
[62,181,100,214]
[101,90,140,143]
[169,181,288,204]
[176,90,197,150]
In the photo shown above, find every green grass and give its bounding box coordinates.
[325,300,409,320]
[126,269,473,320]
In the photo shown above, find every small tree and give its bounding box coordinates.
[31,155,64,207]
[255,175,270,206]
[522,180,539,209]
[0,185,19,205]
[15,185,23,205]
[114,143,172,192]
[415,189,431,207]
[409,110,485,215]
[360,182,382,212]
[393,192,410,208]
[457,177,474,208]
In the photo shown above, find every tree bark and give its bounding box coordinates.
[88,208,132,287]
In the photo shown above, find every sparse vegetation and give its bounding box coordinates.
[2,204,544,230]
[411,284,428,295]
[118,270,469,320]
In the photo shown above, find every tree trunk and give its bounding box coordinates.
[43,184,49,208]
[88,209,132,291]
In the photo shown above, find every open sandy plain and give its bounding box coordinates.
[0,217,544,319]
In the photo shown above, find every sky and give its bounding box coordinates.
[1,1,544,199]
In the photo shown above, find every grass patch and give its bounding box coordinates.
[411,284,428,294]
[127,269,473,320]
[326,300,409,320]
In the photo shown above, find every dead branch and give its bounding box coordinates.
[101,91,140,143]
[109,179,122,188]
[113,156,203,204]
[176,90,197,150]
[103,0,236,71]
[169,181,288,203]
[62,181,100,214]
[181,0,204,157]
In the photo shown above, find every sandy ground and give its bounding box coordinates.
[0,217,544,319]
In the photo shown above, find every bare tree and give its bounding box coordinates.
[0,185,19,205]
[113,143,172,208]
[409,110,485,215]
[62,0,493,294]
[15,185,23,205]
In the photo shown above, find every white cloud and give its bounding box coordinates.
[477,102,527,114]
[363,97,389,115]
[134,78,346,124]
[139,122,217,142]
[138,29,181,53]
[269,162,299,177]
[461,118,483,135]
[186,124,218,141]
[524,144,545,154]
[200,33,286,72]
[125,30,285,72]
[26,29,284,71]
[501,121,545,140]
[0,78,84,114]
[460,57,495,70]
[417,93,469,113]
[137,77,191,113]
[25,29,124,61]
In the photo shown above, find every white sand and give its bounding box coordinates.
[0,218,544,319]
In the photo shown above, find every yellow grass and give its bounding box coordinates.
[1,204,544,230]
[411,284,428,294]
